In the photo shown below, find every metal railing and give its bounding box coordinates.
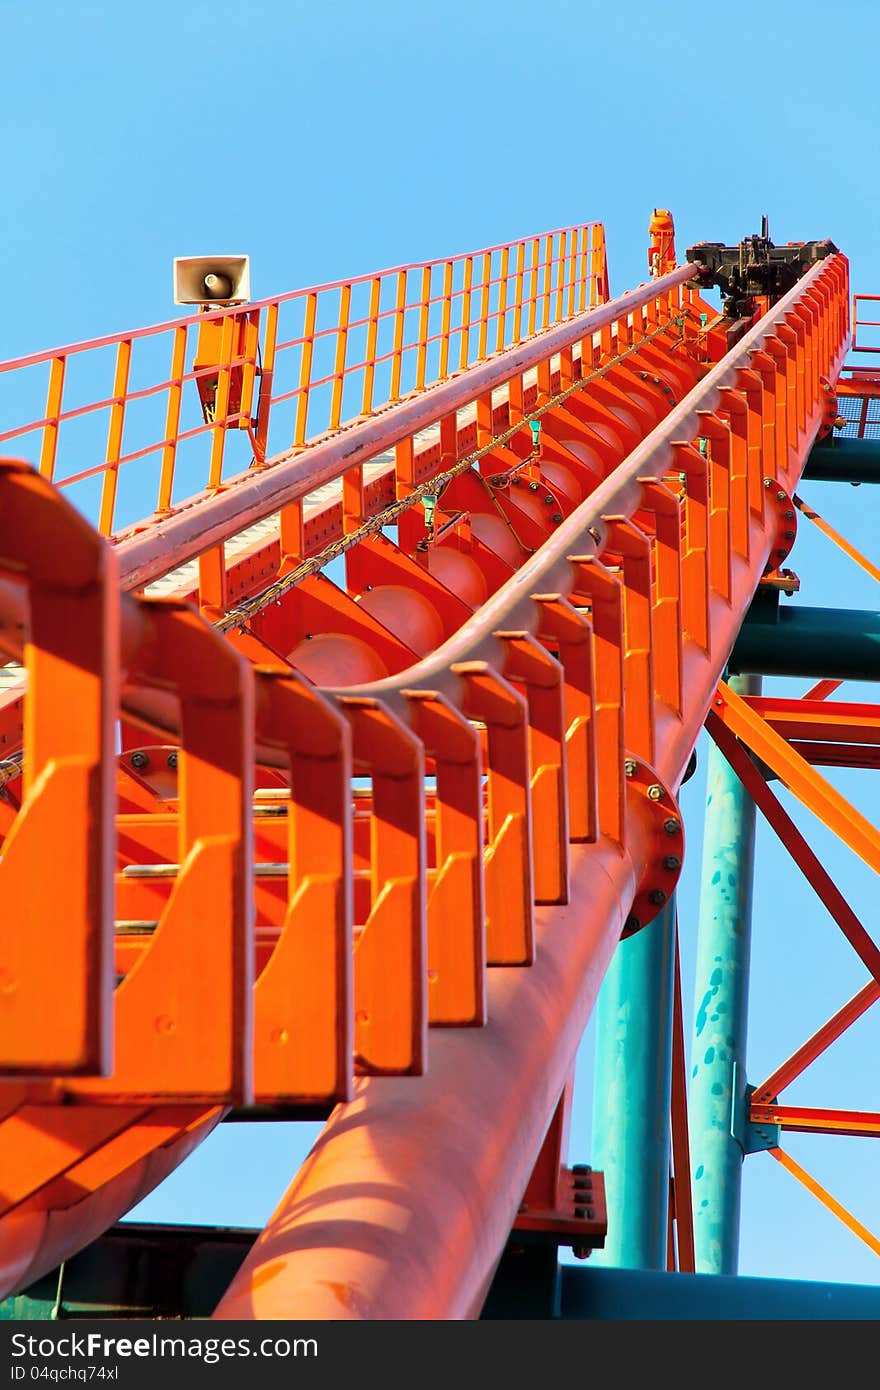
[852,294,880,353]
[0,224,608,538]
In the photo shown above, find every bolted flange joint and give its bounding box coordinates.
[121,745,181,796]
[621,755,685,939]
[760,477,798,578]
[817,376,840,440]
[513,1165,607,1258]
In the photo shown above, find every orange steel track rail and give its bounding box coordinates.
[0,237,849,1317]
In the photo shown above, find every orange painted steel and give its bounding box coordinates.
[0,461,118,1077]
[734,693,880,770]
[794,492,880,585]
[767,1148,880,1259]
[801,678,844,700]
[0,225,607,539]
[852,294,880,353]
[754,1104,880,1138]
[648,209,677,279]
[709,679,880,1266]
[0,257,694,798]
[212,254,849,1318]
[705,708,880,982]
[0,237,851,1315]
[112,267,678,595]
[713,682,880,874]
[0,249,703,1296]
[753,981,880,1106]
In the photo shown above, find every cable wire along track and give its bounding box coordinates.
[0,224,849,1317]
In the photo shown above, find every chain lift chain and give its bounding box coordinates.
[0,310,691,794]
[216,313,689,635]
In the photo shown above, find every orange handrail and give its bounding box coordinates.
[0,225,607,538]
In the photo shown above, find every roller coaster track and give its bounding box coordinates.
[0,223,849,1317]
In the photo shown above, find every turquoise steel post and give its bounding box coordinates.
[590,898,677,1269]
[689,674,760,1274]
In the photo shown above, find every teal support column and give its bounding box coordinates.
[591,898,676,1269]
[689,674,760,1275]
[804,436,880,483]
[730,604,880,680]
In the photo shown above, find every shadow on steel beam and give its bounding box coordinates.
[0,1225,257,1321]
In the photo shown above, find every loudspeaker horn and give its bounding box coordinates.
[173,255,251,306]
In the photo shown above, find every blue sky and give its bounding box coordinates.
[4,0,880,1291]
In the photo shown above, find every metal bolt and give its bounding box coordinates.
[544,494,554,505]
[551,512,563,523]
[574,1206,589,1220]
[776,548,787,558]
[167,752,178,770]
[664,854,681,871]
[663,817,681,835]
[130,751,149,770]
[776,490,786,502]
[783,509,795,520]
[646,783,663,801]
[529,480,540,491]
[572,1246,590,1261]
[649,888,668,906]
[763,477,773,488]
[784,528,795,540]
[625,914,642,933]
[573,1176,593,1191]
[624,757,638,778]
[572,1164,593,1175]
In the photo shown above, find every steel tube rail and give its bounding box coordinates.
[212,550,770,1321]
[114,265,697,591]
[322,257,843,738]
[214,830,649,1321]
[214,255,848,1320]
